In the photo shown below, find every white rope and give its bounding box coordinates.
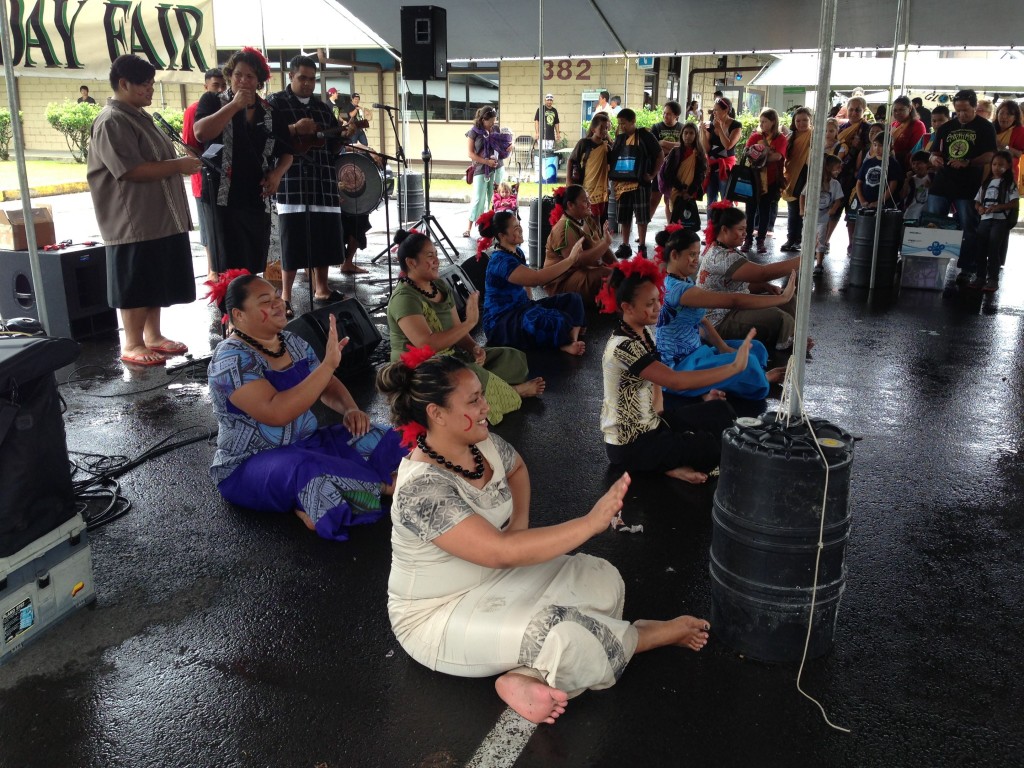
[775,358,851,734]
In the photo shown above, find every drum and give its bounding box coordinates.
[335,153,384,215]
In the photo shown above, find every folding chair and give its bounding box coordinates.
[512,136,535,177]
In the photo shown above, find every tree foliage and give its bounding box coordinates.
[45,101,102,163]
[0,108,22,161]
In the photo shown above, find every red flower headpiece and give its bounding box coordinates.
[703,200,735,254]
[475,210,496,260]
[549,186,567,226]
[596,255,665,314]
[241,46,271,83]
[203,268,252,326]
[396,344,435,449]
[653,223,686,263]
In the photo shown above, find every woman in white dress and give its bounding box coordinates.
[376,350,711,725]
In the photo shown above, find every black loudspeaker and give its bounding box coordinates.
[438,260,478,325]
[401,6,447,81]
[284,299,382,380]
[0,336,79,557]
[0,245,117,340]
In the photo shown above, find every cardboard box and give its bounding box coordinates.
[0,204,56,251]
[901,226,963,262]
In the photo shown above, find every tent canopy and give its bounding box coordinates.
[335,0,1023,60]
[752,53,1024,90]
[214,0,392,52]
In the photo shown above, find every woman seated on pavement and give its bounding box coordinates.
[386,229,544,425]
[479,211,588,355]
[598,256,749,484]
[377,349,711,726]
[567,112,613,223]
[694,203,804,359]
[655,225,793,400]
[207,271,404,541]
[543,185,616,307]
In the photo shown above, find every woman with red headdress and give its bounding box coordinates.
[377,350,712,726]
[206,271,405,541]
[543,185,616,307]
[194,47,293,276]
[598,256,750,484]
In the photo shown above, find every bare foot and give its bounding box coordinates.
[634,616,710,653]
[560,340,586,356]
[341,263,368,274]
[495,672,568,725]
[765,366,787,384]
[665,466,708,484]
[294,508,316,531]
[702,388,727,401]
[806,336,815,351]
[513,377,546,397]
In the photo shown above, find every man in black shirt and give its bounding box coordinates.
[608,109,664,258]
[534,93,561,149]
[649,100,683,220]
[269,55,350,308]
[912,97,931,132]
[926,89,997,281]
[76,85,96,104]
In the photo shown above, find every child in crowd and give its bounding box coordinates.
[824,118,844,158]
[901,150,933,223]
[801,154,845,276]
[658,122,707,231]
[597,255,749,484]
[971,150,1019,292]
[654,225,791,400]
[925,105,950,151]
[492,180,519,215]
[855,134,901,215]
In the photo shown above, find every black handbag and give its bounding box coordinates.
[725,161,761,204]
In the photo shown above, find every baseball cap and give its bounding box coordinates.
[328,87,338,96]
[545,93,554,99]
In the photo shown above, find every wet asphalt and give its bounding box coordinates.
[0,194,1022,768]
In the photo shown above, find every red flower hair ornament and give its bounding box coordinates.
[203,268,252,326]
[653,223,686,264]
[596,255,666,314]
[703,200,735,254]
[475,210,496,260]
[396,344,435,449]
[549,186,567,226]
[241,46,271,83]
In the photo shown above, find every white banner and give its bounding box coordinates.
[0,0,215,83]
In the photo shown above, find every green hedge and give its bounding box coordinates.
[0,109,22,161]
[45,101,102,163]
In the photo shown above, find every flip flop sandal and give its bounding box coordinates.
[147,340,188,355]
[284,300,295,318]
[121,351,166,366]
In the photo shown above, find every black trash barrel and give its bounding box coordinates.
[398,172,424,224]
[848,209,901,288]
[606,184,618,231]
[709,414,854,663]
[528,196,554,268]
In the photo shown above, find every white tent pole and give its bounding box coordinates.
[0,0,57,336]
[786,0,838,419]
[899,0,912,92]
[866,0,906,301]
[536,0,544,264]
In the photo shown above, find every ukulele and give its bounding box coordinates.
[292,119,369,155]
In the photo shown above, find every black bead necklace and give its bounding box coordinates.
[399,276,439,299]
[233,328,288,358]
[618,320,655,353]
[417,434,485,480]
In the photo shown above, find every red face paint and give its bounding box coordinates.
[463,414,474,431]
[260,310,269,321]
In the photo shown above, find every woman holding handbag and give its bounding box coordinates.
[464,107,509,238]
[702,97,743,205]
[742,109,788,253]
[567,112,613,222]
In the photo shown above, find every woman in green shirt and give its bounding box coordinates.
[386,229,545,424]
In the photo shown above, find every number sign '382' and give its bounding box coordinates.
[543,59,592,81]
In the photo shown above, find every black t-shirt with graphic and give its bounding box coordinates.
[534,106,560,141]
[930,115,997,199]
[651,121,683,146]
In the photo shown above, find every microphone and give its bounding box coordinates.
[152,112,175,133]
[372,103,397,111]
[313,127,346,140]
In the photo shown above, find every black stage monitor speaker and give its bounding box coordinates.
[438,260,478,326]
[285,299,382,380]
[401,6,447,81]
[0,245,117,340]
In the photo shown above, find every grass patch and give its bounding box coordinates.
[0,159,87,192]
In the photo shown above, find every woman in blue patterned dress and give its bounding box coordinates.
[376,351,710,726]
[654,226,792,399]
[479,211,588,355]
[207,272,404,541]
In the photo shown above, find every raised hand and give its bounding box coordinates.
[587,472,631,533]
[732,328,755,372]
[323,315,350,371]
[464,291,480,327]
[781,272,797,301]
